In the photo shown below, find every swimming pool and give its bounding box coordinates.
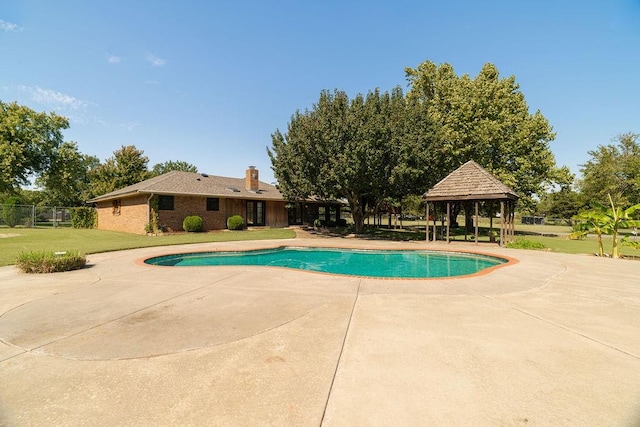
[144,247,508,279]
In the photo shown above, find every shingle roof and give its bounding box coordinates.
[423,161,518,202]
[87,171,284,202]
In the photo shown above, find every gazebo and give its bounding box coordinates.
[423,160,518,246]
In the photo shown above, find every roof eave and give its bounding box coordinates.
[423,193,519,202]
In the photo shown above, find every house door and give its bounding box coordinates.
[246,201,265,226]
[287,203,303,225]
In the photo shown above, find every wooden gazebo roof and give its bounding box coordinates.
[423,160,518,202]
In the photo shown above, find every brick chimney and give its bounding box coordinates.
[246,166,259,191]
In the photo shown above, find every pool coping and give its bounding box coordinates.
[135,243,520,281]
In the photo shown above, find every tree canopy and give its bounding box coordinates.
[0,100,69,194]
[405,61,558,209]
[269,60,560,232]
[151,160,198,176]
[35,142,100,206]
[269,88,407,233]
[579,132,640,207]
[87,145,150,198]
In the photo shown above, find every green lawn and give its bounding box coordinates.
[0,227,296,267]
[367,221,640,258]
[2,225,639,267]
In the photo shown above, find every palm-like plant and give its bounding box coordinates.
[569,208,610,257]
[606,194,640,258]
[570,194,640,258]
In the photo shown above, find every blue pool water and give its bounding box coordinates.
[144,247,507,278]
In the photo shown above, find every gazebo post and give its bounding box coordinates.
[474,201,479,245]
[425,202,430,242]
[500,201,505,247]
[511,201,516,242]
[446,202,451,243]
[433,202,438,242]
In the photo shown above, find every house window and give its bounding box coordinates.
[112,199,121,215]
[246,200,266,226]
[206,197,220,211]
[158,195,174,210]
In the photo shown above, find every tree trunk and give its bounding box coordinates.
[449,203,461,228]
[597,233,604,257]
[349,196,365,234]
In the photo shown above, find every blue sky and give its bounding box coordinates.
[1,0,639,185]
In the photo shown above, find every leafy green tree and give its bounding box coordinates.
[579,132,640,207]
[151,160,198,176]
[269,88,407,234]
[405,61,558,211]
[88,145,150,196]
[36,142,100,206]
[401,194,424,218]
[537,189,585,220]
[0,100,69,193]
[1,195,25,227]
[537,166,584,220]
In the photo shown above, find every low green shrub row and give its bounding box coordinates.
[506,238,548,250]
[16,250,87,273]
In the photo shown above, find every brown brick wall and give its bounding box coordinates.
[97,195,289,234]
[158,196,288,231]
[157,195,228,231]
[96,194,150,234]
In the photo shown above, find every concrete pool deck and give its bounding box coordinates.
[0,238,639,426]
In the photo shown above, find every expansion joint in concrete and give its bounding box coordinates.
[320,279,361,425]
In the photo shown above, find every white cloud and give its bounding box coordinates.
[119,121,140,131]
[18,85,89,111]
[107,54,121,64]
[146,53,166,67]
[0,19,20,32]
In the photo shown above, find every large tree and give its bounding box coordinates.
[270,61,560,232]
[579,132,640,207]
[405,61,558,210]
[88,145,150,197]
[35,142,100,206]
[269,88,407,234]
[0,100,69,193]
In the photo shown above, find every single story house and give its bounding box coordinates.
[88,167,343,234]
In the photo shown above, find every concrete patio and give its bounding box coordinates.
[0,238,639,426]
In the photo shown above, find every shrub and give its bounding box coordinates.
[183,215,204,232]
[506,238,548,250]
[16,250,87,273]
[70,207,96,229]
[227,215,245,230]
[2,196,24,228]
[337,218,348,227]
[313,219,324,228]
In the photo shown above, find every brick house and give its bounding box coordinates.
[88,167,343,234]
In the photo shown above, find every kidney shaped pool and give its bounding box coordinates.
[144,247,510,279]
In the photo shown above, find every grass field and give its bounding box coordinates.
[0,227,296,267]
[367,219,640,258]
[2,223,639,267]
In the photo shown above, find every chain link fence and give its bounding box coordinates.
[0,204,75,228]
